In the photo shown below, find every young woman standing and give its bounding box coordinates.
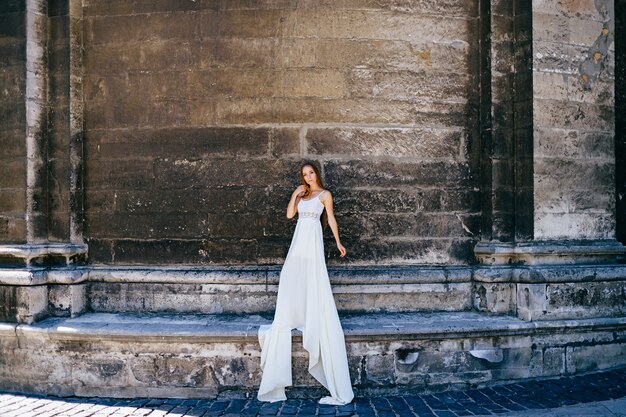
[257,162,354,405]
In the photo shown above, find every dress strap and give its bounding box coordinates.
[317,190,327,200]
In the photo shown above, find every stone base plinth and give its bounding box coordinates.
[0,244,88,268]
[473,264,626,320]
[1,311,625,399]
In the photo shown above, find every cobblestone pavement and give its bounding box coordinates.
[1,368,626,417]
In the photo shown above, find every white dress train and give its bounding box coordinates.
[257,192,354,405]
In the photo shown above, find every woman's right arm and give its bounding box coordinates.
[287,185,306,219]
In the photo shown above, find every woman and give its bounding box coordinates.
[257,162,354,405]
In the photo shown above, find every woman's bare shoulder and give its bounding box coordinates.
[319,189,332,201]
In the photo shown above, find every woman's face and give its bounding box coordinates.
[302,165,317,187]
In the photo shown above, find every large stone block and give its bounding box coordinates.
[153,158,298,188]
[207,38,277,69]
[546,281,626,318]
[0,189,26,213]
[534,213,614,240]
[534,159,614,189]
[85,13,200,45]
[518,281,626,320]
[566,343,626,374]
[331,188,438,214]
[307,127,463,159]
[337,237,475,265]
[0,129,27,158]
[86,159,155,190]
[0,284,48,323]
[324,160,473,188]
[473,282,515,314]
[48,283,86,317]
[362,212,479,238]
[84,41,196,74]
[316,39,470,73]
[109,239,259,265]
[346,70,469,102]
[0,103,26,131]
[534,128,614,160]
[86,127,277,160]
[281,69,346,98]
[533,42,588,75]
[534,99,614,131]
[533,71,568,101]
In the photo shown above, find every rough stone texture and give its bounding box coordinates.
[617,3,626,245]
[0,311,625,398]
[49,283,86,317]
[0,285,47,324]
[0,1,27,242]
[479,0,534,242]
[82,0,481,265]
[0,0,625,401]
[84,266,473,314]
[533,0,616,240]
[473,263,626,320]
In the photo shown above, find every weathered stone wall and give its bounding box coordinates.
[616,2,626,245]
[0,1,27,242]
[83,0,481,265]
[47,0,72,241]
[532,0,616,240]
[2,311,625,398]
[479,0,533,242]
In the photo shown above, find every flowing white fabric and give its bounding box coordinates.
[258,193,354,405]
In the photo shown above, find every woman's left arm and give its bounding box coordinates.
[320,191,347,257]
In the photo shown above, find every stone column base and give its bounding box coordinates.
[474,240,626,321]
[0,244,88,323]
[0,243,88,267]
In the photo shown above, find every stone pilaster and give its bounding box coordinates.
[0,0,86,324]
[479,0,533,243]
[474,0,626,320]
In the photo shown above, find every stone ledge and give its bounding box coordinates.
[474,263,626,283]
[2,311,626,399]
[86,265,473,285]
[0,268,87,286]
[10,311,626,343]
[475,240,626,265]
[0,265,472,286]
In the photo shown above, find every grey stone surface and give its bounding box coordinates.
[1,367,626,416]
[532,0,616,240]
[1,310,625,398]
[79,0,481,266]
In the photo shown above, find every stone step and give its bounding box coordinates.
[1,311,625,399]
[4,264,626,324]
[85,265,474,314]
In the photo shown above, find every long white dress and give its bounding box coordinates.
[257,192,354,405]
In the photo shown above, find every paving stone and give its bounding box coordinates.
[0,368,625,417]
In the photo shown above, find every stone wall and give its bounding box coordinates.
[532,0,616,240]
[479,0,533,242]
[0,1,27,242]
[616,2,626,244]
[83,0,481,266]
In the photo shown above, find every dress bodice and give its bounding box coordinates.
[297,193,325,220]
